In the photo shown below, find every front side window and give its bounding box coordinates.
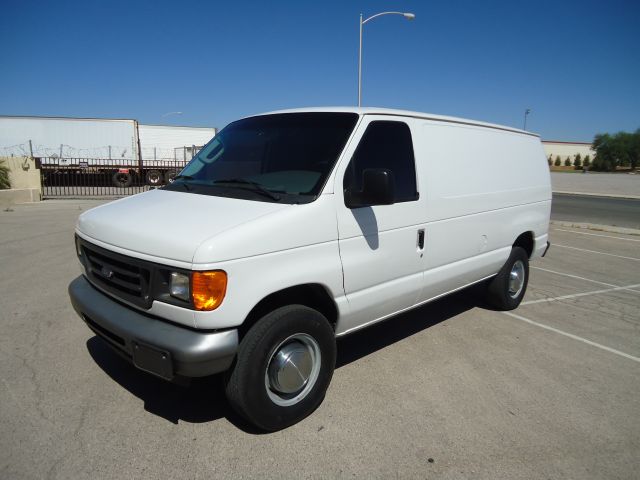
[343,121,418,203]
[164,113,359,204]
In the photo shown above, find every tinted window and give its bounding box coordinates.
[343,121,418,203]
[165,113,358,203]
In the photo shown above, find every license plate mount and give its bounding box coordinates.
[132,341,173,380]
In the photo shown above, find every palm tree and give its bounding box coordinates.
[0,161,11,189]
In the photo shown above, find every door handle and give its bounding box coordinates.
[417,229,425,250]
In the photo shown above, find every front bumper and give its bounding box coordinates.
[69,275,238,380]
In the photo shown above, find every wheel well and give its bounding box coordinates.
[239,284,338,338]
[513,231,534,258]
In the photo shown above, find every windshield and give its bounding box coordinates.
[164,112,359,203]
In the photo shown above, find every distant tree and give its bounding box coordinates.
[592,130,640,171]
[592,134,618,171]
[583,155,591,167]
[564,156,572,167]
[574,153,582,169]
[547,155,552,166]
[631,129,640,170]
[554,155,561,166]
[0,160,10,189]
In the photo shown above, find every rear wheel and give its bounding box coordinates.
[112,171,133,188]
[225,305,336,431]
[164,170,178,184]
[486,246,529,310]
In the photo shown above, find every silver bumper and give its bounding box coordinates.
[69,275,238,380]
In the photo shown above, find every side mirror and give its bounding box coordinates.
[345,168,395,209]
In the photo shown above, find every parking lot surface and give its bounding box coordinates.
[1,200,639,479]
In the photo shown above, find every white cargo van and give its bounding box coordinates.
[69,108,551,431]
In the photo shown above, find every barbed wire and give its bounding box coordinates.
[1,141,200,161]
[0,142,132,158]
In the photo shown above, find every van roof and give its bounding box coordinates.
[252,107,539,138]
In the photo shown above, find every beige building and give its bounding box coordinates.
[542,140,595,164]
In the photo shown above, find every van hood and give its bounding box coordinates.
[76,189,290,263]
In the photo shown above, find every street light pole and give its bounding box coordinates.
[358,14,363,108]
[358,11,415,107]
[523,108,531,130]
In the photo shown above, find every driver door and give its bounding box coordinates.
[334,117,426,335]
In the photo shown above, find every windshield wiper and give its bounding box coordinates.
[212,178,282,201]
[169,174,193,191]
[172,175,193,181]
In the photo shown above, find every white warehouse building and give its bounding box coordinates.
[0,115,216,161]
[541,140,595,164]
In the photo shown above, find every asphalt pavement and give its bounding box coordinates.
[552,193,640,230]
[550,171,640,198]
[1,199,639,479]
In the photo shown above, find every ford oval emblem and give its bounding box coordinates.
[101,266,114,279]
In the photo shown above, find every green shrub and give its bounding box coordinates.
[591,156,615,171]
[583,155,591,167]
[554,155,561,166]
[547,155,552,166]
[0,161,11,189]
[564,156,572,167]
[574,153,582,169]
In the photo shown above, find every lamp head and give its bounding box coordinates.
[403,13,416,20]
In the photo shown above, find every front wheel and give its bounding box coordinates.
[486,246,529,310]
[225,305,336,431]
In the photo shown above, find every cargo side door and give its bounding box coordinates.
[334,117,426,335]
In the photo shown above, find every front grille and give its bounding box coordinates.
[80,241,152,309]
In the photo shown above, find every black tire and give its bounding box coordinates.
[145,170,163,186]
[112,171,133,188]
[164,170,178,184]
[225,305,336,432]
[486,246,529,310]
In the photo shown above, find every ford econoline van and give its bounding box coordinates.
[69,108,551,431]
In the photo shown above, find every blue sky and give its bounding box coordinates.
[1,0,638,141]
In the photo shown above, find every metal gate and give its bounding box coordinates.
[40,157,188,198]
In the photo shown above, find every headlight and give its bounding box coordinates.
[169,272,190,301]
[192,271,227,311]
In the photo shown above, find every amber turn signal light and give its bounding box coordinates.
[192,271,227,311]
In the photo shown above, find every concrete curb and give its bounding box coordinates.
[550,220,640,236]
[553,191,640,200]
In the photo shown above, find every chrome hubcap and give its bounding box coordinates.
[508,260,525,298]
[265,333,321,407]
